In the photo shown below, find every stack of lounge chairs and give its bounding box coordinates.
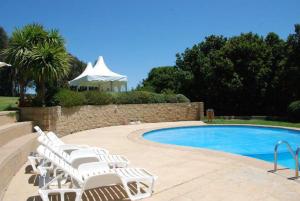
[28,126,157,201]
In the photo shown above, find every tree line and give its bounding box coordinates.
[138,24,300,116]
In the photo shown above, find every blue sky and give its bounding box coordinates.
[1,0,300,89]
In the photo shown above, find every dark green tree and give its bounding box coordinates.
[284,24,300,104]
[222,33,272,114]
[67,54,86,81]
[176,35,227,101]
[264,32,286,114]
[0,26,15,96]
[0,27,8,59]
[138,66,192,94]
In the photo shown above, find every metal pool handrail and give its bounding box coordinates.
[273,140,299,178]
[295,146,300,177]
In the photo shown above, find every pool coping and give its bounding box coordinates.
[128,123,299,176]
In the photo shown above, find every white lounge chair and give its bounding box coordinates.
[38,134,129,168]
[37,145,156,201]
[29,126,109,173]
[34,126,105,153]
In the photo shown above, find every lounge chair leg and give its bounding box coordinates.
[39,190,50,201]
[60,192,65,201]
[75,190,83,201]
[28,155,42,173]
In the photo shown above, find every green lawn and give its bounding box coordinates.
[207,119,300,129]
[0,96,19,111]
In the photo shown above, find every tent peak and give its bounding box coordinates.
[94,56,107,69]
[98,56,104,61]
[94,56,116,75]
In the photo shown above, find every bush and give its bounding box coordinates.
[54,89,85,107]
[115,91,167,104]
[151,93,167,103]
[164,93,190,103]
[287,100,300,122]
[175,94,190,103]
[164,94,178,103]
[53,89,190,106]
[115,91,190,104]
[84,91,113,105]
[114,91,150,104]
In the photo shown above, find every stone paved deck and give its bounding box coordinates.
[3,121,300,201]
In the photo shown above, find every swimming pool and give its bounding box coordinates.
[143,125,300,169]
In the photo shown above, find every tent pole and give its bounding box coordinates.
[125,82,128,92]
[111,81,113,92]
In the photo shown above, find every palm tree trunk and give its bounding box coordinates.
[40,79,46,106]
[12,81,16,97]
[10,68,16,96]
[19,80,25,107]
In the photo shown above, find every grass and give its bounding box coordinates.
[0,96,19,111]
[207,119,300,129]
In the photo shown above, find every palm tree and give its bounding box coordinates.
[1,24,70,106]
[29,32,70,105]
[1,24,46,105]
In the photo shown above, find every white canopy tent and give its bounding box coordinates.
[69,56,128,92]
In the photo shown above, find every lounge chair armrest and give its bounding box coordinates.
[71,156,102,169]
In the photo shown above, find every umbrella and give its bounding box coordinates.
[0,62,11,68]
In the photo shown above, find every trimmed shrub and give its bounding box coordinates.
[115,91,150,104]
[287,100,300,122]
[115,91,190,104]
[84,91,113,105]
[176,94,190,103]
[164,94,190,103]
[115,91,167,104]
[53,89,190,106]
[54,89,85,107]
[151,93,167,103]
[164,94,178,103]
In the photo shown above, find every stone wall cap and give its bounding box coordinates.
[0,111,18,116]
[19,106,61,109]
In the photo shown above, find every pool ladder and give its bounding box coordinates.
[273,140,300,178]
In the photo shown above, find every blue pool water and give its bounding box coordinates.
[143,125,300,169]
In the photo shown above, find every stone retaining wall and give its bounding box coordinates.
[20,102,204,136]
[0,111,18,126]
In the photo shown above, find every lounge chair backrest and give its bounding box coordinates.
[37,145,83,183]
[34,126,64,146]
[37,135,71,163]
[34,126,47,137]
[47,132,64,146]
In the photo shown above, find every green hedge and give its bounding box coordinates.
[83,91,113,105]
[53,89,190,107]
[164,94,190,103]
[287,100,300,122]
[54,89,86,107]
[115,91,166,104]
